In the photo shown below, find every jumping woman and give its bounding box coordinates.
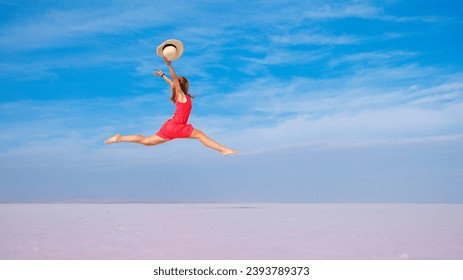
[104,56,238,156]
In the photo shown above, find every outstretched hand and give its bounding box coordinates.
[153,70,164,77]
[163,56,171,65]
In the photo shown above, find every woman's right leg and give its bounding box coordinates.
[105,134,169,146]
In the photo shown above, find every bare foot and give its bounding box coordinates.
[222,148,239,156]
[105,134,121,144]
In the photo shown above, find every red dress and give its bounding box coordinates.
[156,95,194,140]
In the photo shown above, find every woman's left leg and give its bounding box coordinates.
[189,129,238,156]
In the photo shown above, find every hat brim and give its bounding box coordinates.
[156,39,184,61]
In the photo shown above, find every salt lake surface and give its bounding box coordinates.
[0,203,462,259]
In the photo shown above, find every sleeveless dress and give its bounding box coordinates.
[156,95,194,140]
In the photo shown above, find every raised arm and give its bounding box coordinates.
[153,70,173,87]
[163,56,183,96]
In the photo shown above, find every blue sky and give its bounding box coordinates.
[1,0,462,203]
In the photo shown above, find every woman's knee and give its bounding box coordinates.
[191,129,205,139]
[140,138,153,146]
[142,135,168,146]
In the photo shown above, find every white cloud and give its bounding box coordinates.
[0,1,193,51]
[271,32,362,46]
[224,102,463,155]
[328,50,417,67]
[301,1,450,23]
[0,41,153,80]
[303,2,381,20]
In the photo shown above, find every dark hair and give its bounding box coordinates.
[171,76,194,103]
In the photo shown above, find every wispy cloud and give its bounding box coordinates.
[0,1,194,51]
[271,32,362,46]
[328,50,417,67]
[0,38,155,80]
[301,1,451,23]
[225,100,463,155]
[303,2,381,20]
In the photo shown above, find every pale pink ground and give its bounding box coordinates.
[0,203,462,259]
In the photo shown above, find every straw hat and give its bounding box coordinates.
[156,39,184,61]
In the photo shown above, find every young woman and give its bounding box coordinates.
[104,56,238,156]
